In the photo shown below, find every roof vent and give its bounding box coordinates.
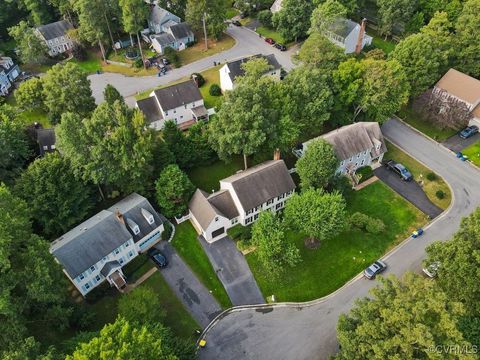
[141,208,155,225]
[126,218,140,235]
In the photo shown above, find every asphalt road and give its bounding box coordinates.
[198,236,264,306]
[197,118,480,360]
[442,132,480,153]
[88,25,296,105]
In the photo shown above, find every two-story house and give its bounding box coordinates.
[35,20,74,56]
[219,54,282,92]
[295,122,386,176]
[50,193,165,297]
[147,0,181,34]
[189,160,296,243]
[0,56,20,96]
[434,68,480,128]
[324,18,372,54]
[135,80,208,130]
[151,22,194,54]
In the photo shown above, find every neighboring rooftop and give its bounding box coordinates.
[435,68,480,105]
[152,32,176,46]
[225,54,281,83]
[169,22,193,39]
[147,1,180,24]
[136,96,163,124]
[36,20,72,40]
[153,80,203,111]
[36,128,56,156]
[221,160,295,211]
[189,189,239,229]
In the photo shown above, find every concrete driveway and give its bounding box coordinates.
[154,241,222,328]
[198,236,264,306]
[197,118,480,360]
[374,166,443,219]
[88,25,296,105]
[442,132,480,153]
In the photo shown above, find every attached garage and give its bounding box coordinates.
[211,227,225,239]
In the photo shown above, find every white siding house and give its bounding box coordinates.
[147,1,181,34]
[150,23,194,55]
[220,54,282,92]
[189,160,296,243]
[50,194,165,297]
[324,19,372,54]
[35,20,74,56]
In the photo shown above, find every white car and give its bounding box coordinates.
[422,262,440,278]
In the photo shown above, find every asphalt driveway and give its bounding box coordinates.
[198,236,264,306]
[154,241,222,328]
[442,133,480,153]
[374,166,443,219]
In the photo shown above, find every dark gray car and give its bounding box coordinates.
[364,260,387,279]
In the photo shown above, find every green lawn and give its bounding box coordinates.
[226,7,239,19]
[398,106,457,142]
[246,181,427,302]
[188,156,244,191]
[256,26,286,45]
[122,254,155,282]
[171,222,231,308]
[5,95,51,128]
[368,28,396,54]
[462,141,480,167]
[70,51,102,74]
[384,141,451,210]
[178,34,236,66]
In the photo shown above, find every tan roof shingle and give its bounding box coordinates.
[435,68,480,105]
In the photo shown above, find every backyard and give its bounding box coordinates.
[384,141,452,210]
[368,27,396,54]
[246,181,427,301]
[462,141,480,167]
[5,95,51,128]
[171,222,231,308]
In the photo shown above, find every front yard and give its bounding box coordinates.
[171,222,232,308]
[178,34,236,65]
[384,141,451,210]
[246,181,427,301]
[462,141,480,167]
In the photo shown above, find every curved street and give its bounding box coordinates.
[88,25,297,105]
[197,118,480,360]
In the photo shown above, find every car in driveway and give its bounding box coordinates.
[232,20,241,26]
[385,160,413,181]
[459,125,479,139]
[364,260,387,279]
[265,37,276,45]
[422,262,440,278]
[148,249,168,268]
[274,43,287,51]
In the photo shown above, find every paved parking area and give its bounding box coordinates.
[198,236,264,306]
[154,241,222,328]
[442,133,480,153]
[374,166,443,219]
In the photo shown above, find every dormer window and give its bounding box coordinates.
[127,218,140,235]
[141,208,155,225]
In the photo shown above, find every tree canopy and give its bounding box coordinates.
[297,33,346,70]
[273,0,314,42]
[185,0,227,40]
[309,0,347,34]
[8,21,48,64]
[453,0,480,77]
[103,84,125,105]
[296,139,338,189]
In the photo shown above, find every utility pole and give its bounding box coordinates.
[202,12,208,50]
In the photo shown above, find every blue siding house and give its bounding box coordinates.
[0,57,20,96]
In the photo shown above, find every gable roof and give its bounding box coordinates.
[136,96,163,124]
[152,32,176,46]
[306,122,386,161]
[222,160,295,211]
[169,22,193,40]
[153,80,203,111]
[225,54,281,83]
[100,260,121,277]
[36,128,56,156]
[50,193,162,279]
[328,19,358,39]
[189,189,239,229]
[435,68,480,105]
[148,1,180,25]
[36,20,73,40]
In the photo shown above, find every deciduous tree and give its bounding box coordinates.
[309,0,347,34]
[118,287,165,325]
[185,0,227,40]
[162,120,195,169]
[297,33,346,70]
[15,77,45,111]
[453,0,480,77]
[103,84,125,105]
[296,139,338,189]
[119,0,149,69]
[8,21,48,64]
[377,0,416,37]
[273,0,314,42]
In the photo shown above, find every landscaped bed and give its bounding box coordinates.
[171,222,232,308]
[462,141,480,167]
[384,141,451,210]
[246,181,427,302]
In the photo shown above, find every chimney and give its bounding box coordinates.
[115,209,125,225]
[355,18,367,55]
[273,148,281,161]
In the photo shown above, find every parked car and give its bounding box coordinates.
[149,249,168,268]
[232,20,241,26]
[162,58,169,65]
[459,125,479,139]
[385,160,413,181]
[364,260,387,279]
[422,262,440,278]
[274,43,287,51]
[265,37,276,45]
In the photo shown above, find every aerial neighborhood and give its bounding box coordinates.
[1,0,480,360]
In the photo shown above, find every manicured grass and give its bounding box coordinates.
[70,51,102,74]
[178,34,236,66]
[368,28,396,54]
[122,254,155,282]
[398,106,457,142]
[384,141,451,210]
[188,156,244,191]
[256,26,286,45]
[102,63,158,76]
[461,141,480,167]
[171,222,231,308]
[246,181,427,301]
[226,7,239,19]
[5,95,51,128]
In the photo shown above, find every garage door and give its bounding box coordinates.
[211,227,225,238]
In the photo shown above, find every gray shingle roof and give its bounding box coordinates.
[189,189,218,229]
[152,32,176,46]
[225,54,281,83]
[153,80,203,111]
[100,260,121,277]
[305,122,386,161]
[222,160,295,211]
[329,19,358,38]
[36,20,73,40]
[50,193,163,279]
[136,96,163,124]
[207,190,239,219]
[36,128,56,156]
[148,2,180,25]
[169,23,193,40]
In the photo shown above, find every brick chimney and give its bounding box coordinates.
[273,148,281,161]
[355,18,367,54]
[115,209,125,225]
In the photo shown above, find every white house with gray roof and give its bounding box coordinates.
[295,122,386,175]
[324,18,372,54]
[50,193,164,296]
[0,56,20,96]
[146,0,181,34]
[151,22,194,54]
[219,54,282,92]
[189,160,296,242]
[35,20,74,56]
[135,80,208,130]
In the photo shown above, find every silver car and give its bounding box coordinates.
[364,260,387,279]
[422,262,440,278]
